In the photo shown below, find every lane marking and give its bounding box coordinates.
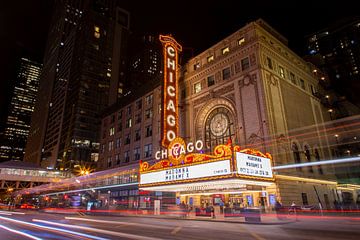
[0,224,42,240]
[34,219,164,240]
[65,217,171,229]
[171,226,182,235]
[238,224,266,240]
[0,216,106,240]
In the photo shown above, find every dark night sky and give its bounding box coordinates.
[0,0,358,129]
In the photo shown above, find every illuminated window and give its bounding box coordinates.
[108,141,114,151]
[222,47,230,55]
[109,127,115,136]
[207,75,215,87]
[126,118,132,128]
[194,82,202,93]
[279,66,285,78]
[207,55,214,63]
[241,57,250,71]
[238,37,245,46]
[222,67,231,80]
[94,25,100,38]
[194,63,200,70]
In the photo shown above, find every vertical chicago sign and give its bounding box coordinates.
[159,35,182,147]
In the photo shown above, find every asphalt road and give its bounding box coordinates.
[0,210,359,240]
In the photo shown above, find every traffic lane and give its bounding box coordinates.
[60,216,271,240]
[0,214,109,240]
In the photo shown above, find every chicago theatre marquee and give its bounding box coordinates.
[101,19,339,210]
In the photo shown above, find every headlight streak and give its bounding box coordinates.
[0,224,42,240]
[0,216,108,240]
[32,219,164,240]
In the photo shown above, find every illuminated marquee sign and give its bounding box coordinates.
[155,138,203,160]
[159,35,182,147]
[236,152,273,178]
[140,159,231,185]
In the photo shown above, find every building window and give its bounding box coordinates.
[124,151,130,163]
[241,57,250,71]
[145,94,153,105]
[279,66,285,78]
[222,67,231,80]
[146,125,152,137]
[194,82,202,93]
[194,63,200,70]
[107,156,112,167]
[207,55,214,63]
[301,193,309,205]
[144,144,152,158]
[300,79,305,90]
[117,110,123,120]
[136,100,142,110]
[266,57,273,70]
[110,115,115,123]
[116,138,121,148]
[292,143,302,171]
[205,107,235,151]
[117,122,122,132]
[116,154,120,165]
[304,145,313,173]
[125,134,130,145]
[108,141,114,151]
[135,113,141,124]
[94,25,100,38]
[207,75,215,87]
[145,109,153,119]
[222,47,230,55]
[135,129,141,141]
[315,149,323,174]
[109,127,115,136]
[290,72,296,84]
[238,37,245,46]
[126,118,132,128]
[127,106,132,115]
[134,147,141,161]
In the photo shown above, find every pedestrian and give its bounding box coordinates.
[275,200,283,219]
[211,205,215,219]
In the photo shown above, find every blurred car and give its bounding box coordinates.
[19,203,38,209]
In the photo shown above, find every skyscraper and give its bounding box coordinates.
[0,58,41,162]
[24,0,130,170]
[306,17,360,107]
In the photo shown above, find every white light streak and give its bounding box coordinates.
[0,224,42,240]
[273,156,360,170]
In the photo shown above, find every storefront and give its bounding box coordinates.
[139,137,276,216]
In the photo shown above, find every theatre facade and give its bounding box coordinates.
[99,19,340,211]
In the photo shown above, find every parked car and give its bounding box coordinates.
[19,203,38,209]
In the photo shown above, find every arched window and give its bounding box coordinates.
[304,145,313,173]
[292,142,302,171]
[205,107,234,151]
[314,149,323,175]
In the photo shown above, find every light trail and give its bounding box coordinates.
[273,156,360,170]
[0,216,107,240]
[0,210,25,215]
[0,224,42,240]
[33,219,164,240]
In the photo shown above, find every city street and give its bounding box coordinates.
[0,210,359,240]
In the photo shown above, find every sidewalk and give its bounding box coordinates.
[41,208,294,225]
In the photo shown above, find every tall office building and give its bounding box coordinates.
[0,58,41,162]
[129,35,162,89]
[306,17,360,107]
[24,0,130,170]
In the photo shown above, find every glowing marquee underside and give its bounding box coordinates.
[159,35,182,147]
[139,139,274,188]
